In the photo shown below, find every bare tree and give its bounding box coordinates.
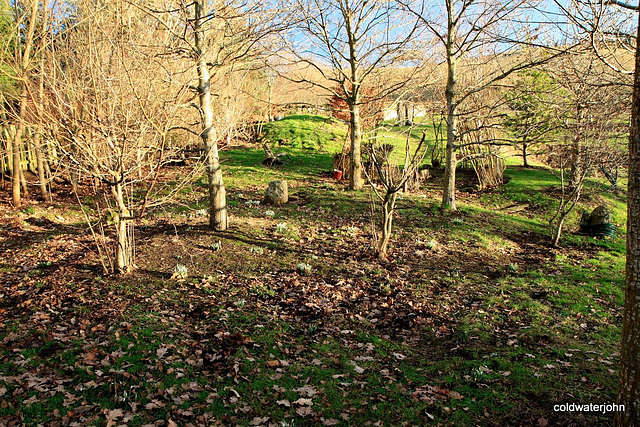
[277,0,423,190]
[365,127,428,260]
[546,53,626,245]
[553,1,639,422]
[45,0,193,273]
[194,0,228,230]
[401,0,567,210]
[146,0,281,230]
[4,0,40,207]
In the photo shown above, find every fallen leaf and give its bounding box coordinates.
[449,391,464,400]
[249,416,269,425]
[106,408,124,420]
[296,406,313,417]
[276,399,291,407]
[293,398,313,406]
[294,385,318,397]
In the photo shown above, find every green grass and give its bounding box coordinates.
[260,114,346,152]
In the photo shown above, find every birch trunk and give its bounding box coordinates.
[195,0,228,230]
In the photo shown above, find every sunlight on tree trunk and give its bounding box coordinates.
[195,0,228,231]
[349,102,363,190]
[617,9,640,426]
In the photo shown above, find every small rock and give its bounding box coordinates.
[264,180,288,205]
[588,205,611,225]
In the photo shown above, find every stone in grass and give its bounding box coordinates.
[587,205,611,225]
[264,180,288,205]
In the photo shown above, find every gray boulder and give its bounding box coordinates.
[588,205,611,225]
[264,180,288,205]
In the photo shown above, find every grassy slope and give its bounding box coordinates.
[0,115,626,426]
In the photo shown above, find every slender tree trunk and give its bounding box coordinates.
[616,13,640,427]
[11,106,23,207]
[34,97,49,199]
[19,159,28,195]
[34,0,49,200]
[442,18,458,210]
[522,137,529,167]
[113,182,133,273]
[10,0,40,207]
[349,100,363,190]
[377,192,396,260]
[551,215,565,247]
[194,0,228,231]
[570,105,583,191]
[33,132,48,199]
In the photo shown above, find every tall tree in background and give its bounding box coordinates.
[402,0,563,210]
[504,70,559,167]
[280,0,422,190]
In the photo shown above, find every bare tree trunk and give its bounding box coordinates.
[19,160,28,195]
[195,0,228,230]
[569,105,584,191]
[33,132,48,199]
[617,12,640,427]
[113,182,133,273]
[442,139,457,210]
[34,0,50,200]
[10,0,40,207]
[551,215,565,247]
[442,20,458,210]
[377,192,396,260]
[34,77,49,199]
[350,100,364,190]
[522,138,529,167]
[11,109,23,207]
